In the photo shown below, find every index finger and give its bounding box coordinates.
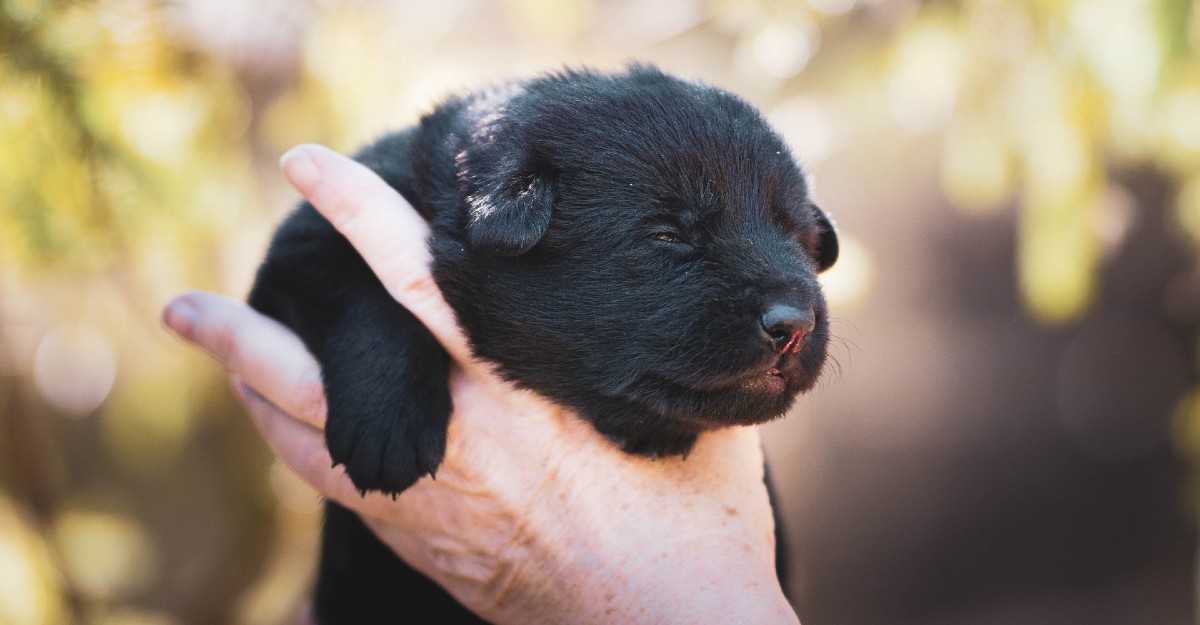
[279,143,473,364]
[162,290,328,430]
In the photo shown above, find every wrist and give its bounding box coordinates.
[522,497,796,625]
[489,429,797,625]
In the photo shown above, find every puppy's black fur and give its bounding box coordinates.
[249,65,837,624]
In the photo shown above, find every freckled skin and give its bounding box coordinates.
[250,65,837,625]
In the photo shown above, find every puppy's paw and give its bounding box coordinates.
[324,393,450,497]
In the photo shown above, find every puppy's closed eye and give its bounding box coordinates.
[650,231,688,244]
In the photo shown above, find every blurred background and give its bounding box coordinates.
[1,0,1198,623]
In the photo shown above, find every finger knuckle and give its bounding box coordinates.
[384,257,441,309]
[397,271,440,306]
[294,373,328,424]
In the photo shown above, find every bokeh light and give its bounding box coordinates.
[817,234,872,311]
[743,19,819,79]
[770,96,836,167]
[33,325,117,417]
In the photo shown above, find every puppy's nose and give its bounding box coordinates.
[761,304,815,353]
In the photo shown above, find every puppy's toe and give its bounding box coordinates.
[416,424,448,478]
[326,405,448,497]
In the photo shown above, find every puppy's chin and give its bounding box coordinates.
[628,340,827,428]
[628,369,810,429]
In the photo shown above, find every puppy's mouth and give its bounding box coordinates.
[687,353,796,394]
[625,351,813,428]
[728,366,788,395]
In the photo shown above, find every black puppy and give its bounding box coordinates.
[249,65,838,624]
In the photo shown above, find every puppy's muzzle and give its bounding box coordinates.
[761,304,815,354]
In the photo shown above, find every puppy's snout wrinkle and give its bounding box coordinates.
[761,304,815,353]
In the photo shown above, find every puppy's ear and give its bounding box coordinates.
[813,206,838,272]
[463,168,556,256]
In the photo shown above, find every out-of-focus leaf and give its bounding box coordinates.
[91,607,179,625]
[503,0,593,43]
[0,496,67,625]
[1156,0,1195,63]
[886,18,963,132]
[100,364,198,475]
[52,507,158,601]
[941,117,1014,214]
[1178,174,1200,246]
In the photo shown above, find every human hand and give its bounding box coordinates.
[163,144,798,625]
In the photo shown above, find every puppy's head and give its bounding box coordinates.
[440,65,837,434]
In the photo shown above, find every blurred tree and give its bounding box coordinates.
[1,2,287,623]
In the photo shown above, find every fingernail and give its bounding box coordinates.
[231,377,272,410]
[162,296,198,339]
[230,377,254,403]
[280,145,321,191]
